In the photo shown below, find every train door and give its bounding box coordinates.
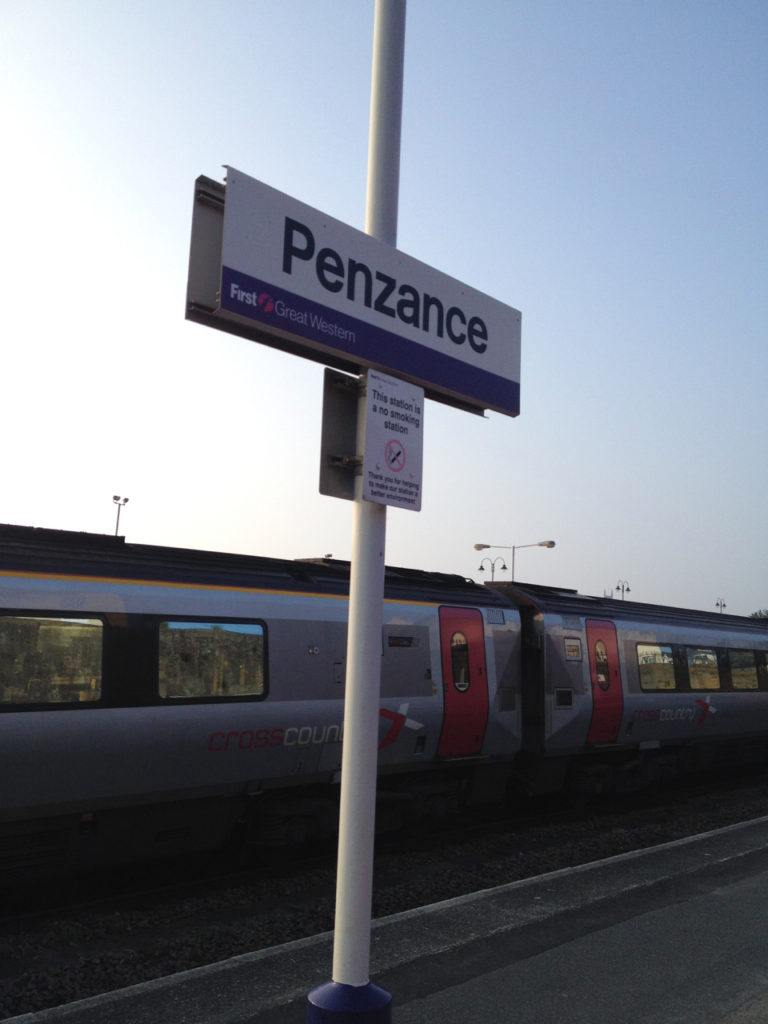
[437,607,489,756]
[586,620,623,743]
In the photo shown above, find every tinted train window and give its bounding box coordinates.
[687,647,720,690]
[158,621,266,699]
[0,615,102,705]
[730,650,759,690]
[637,643,676,690]
[450,631,470,693]
[594,640,610,690]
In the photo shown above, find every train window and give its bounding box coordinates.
[729,650,759,690]
[0,615,102,705]
[594,640,610,690]
[687,647,720,690]
[158,621,266,700]
[637,643,676,690]
[450,631,470,693]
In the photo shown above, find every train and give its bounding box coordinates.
[1,522,767,878]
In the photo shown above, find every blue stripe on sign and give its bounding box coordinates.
[221,266,519,415]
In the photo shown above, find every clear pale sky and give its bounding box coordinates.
[1,1,766,615]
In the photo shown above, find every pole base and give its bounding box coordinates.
[307,981,392,1023]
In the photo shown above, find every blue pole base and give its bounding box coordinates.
[307,980,392,1023]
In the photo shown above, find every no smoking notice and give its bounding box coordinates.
[363,370,424,511]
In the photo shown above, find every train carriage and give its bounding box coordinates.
[491,581,768,795]
[1,523,766,878]
[0,524,519,874]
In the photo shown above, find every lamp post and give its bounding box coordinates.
[112,495,129,536]
[616,579,631,600]
[716,598,726,614]
[474,540,555,581]
[477,555,507,581]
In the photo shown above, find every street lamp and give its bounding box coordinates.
[716,598,726,614]
[112,495,129,536]
[477,556,507,581]
[616,579,631,600]
[474,540,555,581]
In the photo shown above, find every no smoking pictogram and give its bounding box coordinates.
[385,439,405,472]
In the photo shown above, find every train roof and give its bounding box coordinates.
[0,523,505,607]
[2,525,764,631]
[490,580,768,634]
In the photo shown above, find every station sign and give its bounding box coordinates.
[362,370,423,511]
[186,167,521,417]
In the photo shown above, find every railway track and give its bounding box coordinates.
[2,769,768,1020]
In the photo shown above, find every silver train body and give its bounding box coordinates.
[1,524,766,876]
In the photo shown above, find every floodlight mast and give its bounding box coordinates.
[112,496,129,536]
[474,540,556,581]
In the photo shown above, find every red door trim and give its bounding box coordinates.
[586,619,624,744]
[437,607,489,756]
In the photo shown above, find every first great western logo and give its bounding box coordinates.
[227,282,358,345]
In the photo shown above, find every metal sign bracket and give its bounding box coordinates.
[319,368,365,500]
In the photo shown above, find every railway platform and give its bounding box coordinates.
[5,815,768,1024]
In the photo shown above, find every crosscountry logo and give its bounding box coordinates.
[378,703,424,749]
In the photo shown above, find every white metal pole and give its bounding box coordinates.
[331,483,387,985]
[364,0,405,248]
[331,0,406,989]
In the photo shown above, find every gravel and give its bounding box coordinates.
[2,773,768,1020]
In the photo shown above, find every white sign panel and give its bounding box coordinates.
[215,167,521,417]
[363,371,424,511]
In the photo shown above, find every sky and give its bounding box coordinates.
[1,0,766,615]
